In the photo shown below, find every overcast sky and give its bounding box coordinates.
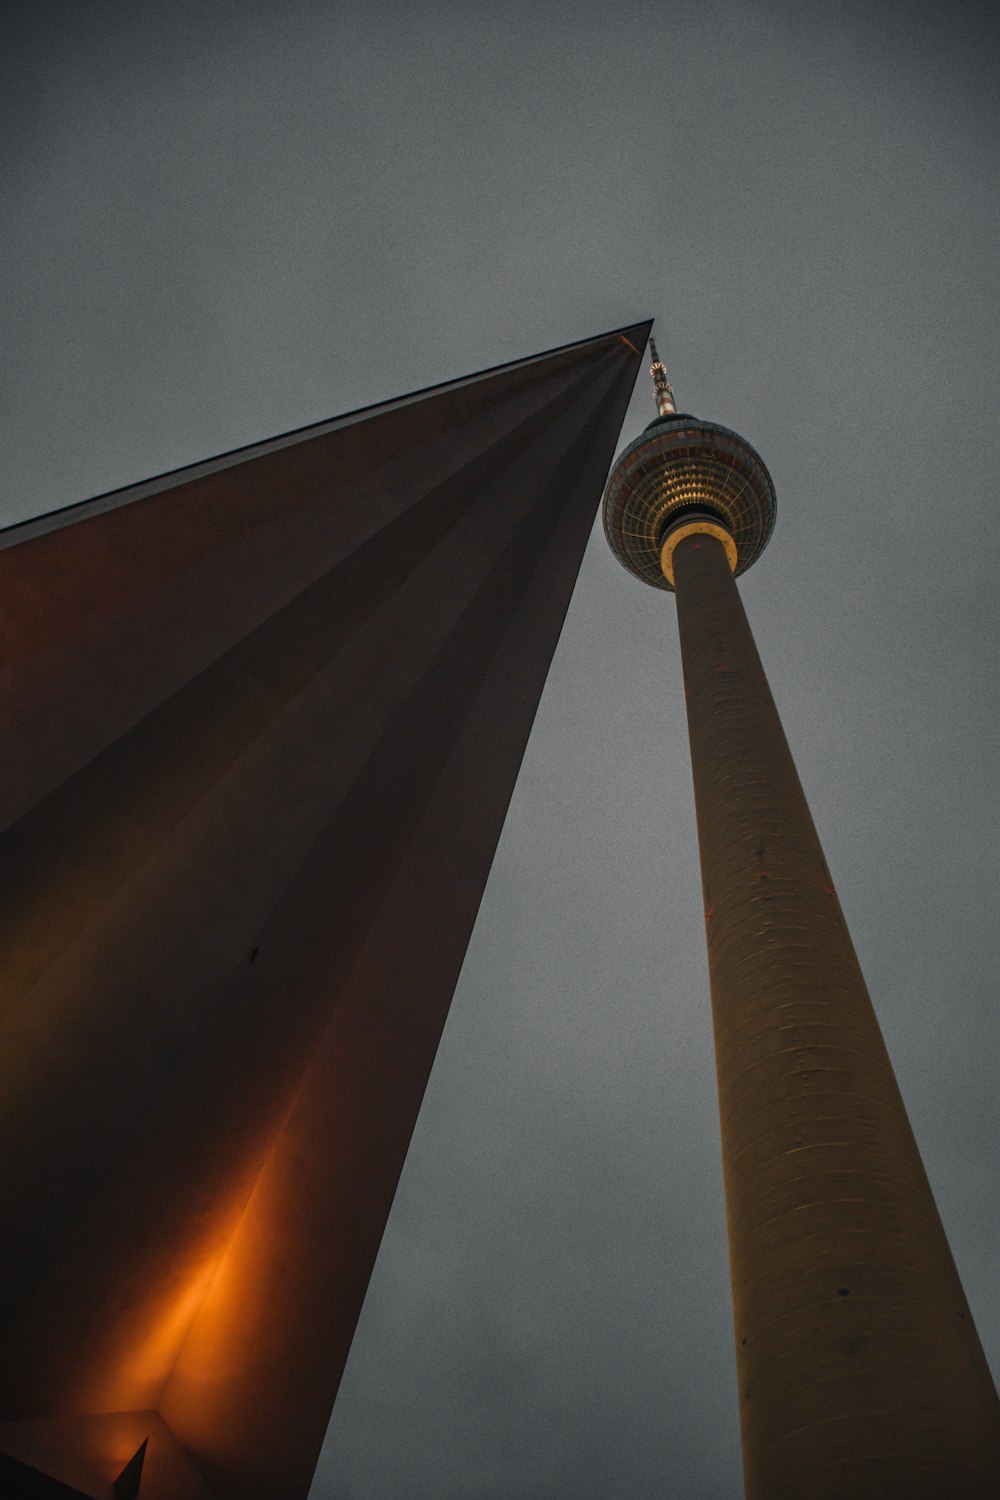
[4,2,1000,1495]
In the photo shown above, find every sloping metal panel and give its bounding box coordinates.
[0,323,650,1499]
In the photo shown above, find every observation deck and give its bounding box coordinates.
[602,412,777,592]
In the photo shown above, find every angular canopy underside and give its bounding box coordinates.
[0,323,650,1499]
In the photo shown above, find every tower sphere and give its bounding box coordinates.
[602,412,777,591]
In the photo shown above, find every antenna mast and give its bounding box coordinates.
[648,336,676,417]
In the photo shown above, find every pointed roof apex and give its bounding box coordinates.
[648,336,677,417]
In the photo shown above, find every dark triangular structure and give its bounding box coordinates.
[113,1441,147,1500]
[0,321,650,1498]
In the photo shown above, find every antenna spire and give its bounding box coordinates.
[648,336,677,417]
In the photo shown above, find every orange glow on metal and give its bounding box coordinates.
[0,319,656,1499]
[115,1257,223,1405]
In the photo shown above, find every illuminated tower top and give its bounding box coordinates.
[602,339,777,592]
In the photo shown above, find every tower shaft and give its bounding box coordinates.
[672,530,1000,1498]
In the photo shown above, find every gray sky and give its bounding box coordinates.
[3,3,999,1495]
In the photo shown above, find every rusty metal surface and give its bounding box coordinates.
[673,530,1000,1497]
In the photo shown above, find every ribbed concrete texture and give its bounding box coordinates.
[0,321,650,1500]
[673,530,1000,1499]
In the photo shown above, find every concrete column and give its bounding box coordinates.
[672,529,1000,1498]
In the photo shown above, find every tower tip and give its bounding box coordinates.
[649,337,677,417]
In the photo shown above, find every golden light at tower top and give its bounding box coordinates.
[602,339,776,591]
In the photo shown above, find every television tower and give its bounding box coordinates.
[602,344,1000,1497]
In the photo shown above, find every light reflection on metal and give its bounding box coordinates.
[648,336,676,416]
